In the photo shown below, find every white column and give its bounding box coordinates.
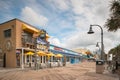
[29,55,30,63]
[51,56,52,62]
[21,48,24,69]
[45,56,46,63]
[25,54,26,65]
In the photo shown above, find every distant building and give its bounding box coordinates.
[49,44,82,64]
[72,48,89,55]
[107,54,113,61]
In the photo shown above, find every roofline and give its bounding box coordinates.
[50,49,81,56]
[0,18,41,30]
[0,18,17,25]
[50,44,66,50]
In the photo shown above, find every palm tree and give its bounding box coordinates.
[108,48,115,55]
[115,45,120,57]
[108,45,120,58]
[105,0,120,31]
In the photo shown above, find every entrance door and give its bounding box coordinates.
[16,53,20,67]
[3,53,6,67]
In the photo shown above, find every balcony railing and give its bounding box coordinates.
[21,32,49,50]
[22,36,35,49]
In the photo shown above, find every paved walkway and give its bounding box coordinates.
[0,62,119,80]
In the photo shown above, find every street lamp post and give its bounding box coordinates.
[87,24,104,60]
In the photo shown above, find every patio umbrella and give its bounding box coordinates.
[46,52,55,57]
[55,54,63,58]
[37,51,46,56]
[25,52,34,55]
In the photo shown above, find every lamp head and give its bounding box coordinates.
[87,26,94,34]
[96,42,99,47]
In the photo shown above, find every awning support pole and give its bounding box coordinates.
[21,48,24,69]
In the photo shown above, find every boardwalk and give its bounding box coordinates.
[0,62,119,80]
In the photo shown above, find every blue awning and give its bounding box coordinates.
[50,50,80,57]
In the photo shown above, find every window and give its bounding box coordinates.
[22,31,33,43]
[4,29,11,38]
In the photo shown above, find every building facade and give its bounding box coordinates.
[49,44,82,64]
[0,19,82,68]
[0,19,49,68]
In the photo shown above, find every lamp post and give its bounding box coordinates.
[87,24,104,60]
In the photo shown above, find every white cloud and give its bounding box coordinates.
[53,0,113,53]
[74,16,89,31]
[46,0,118,53]
[71,0,85,15]
[48,36,65,47]
[62,31,98,48]
[60,28,120,53]
[21,6,48,27]
[1,0,119,54]
[0,0,12,11]
[71,0,110,25]
[48,0,69,11]
[20,0,119,54]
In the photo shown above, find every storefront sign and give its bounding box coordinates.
[54,47,63,51]
[37,38,46,44]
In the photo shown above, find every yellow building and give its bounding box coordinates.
[0,18,50,68]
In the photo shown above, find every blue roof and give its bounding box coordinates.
[49,44,82,57]
[50,49,80,56]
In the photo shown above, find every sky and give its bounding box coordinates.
[0,0,120,53]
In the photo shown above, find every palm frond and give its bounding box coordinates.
[105,0,120,31]
[105,17,120,31]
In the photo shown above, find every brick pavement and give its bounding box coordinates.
[0,62,119,80]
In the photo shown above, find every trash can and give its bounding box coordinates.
[96,60,105,74]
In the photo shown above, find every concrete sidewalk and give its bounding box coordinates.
[0,62,119,80]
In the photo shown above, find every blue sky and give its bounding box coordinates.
[1,0,120,53]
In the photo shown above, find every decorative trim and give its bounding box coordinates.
[5,40,12,51]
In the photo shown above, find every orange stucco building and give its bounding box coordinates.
[0,19,49,68]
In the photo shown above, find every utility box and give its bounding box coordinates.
[96,60,105,74]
